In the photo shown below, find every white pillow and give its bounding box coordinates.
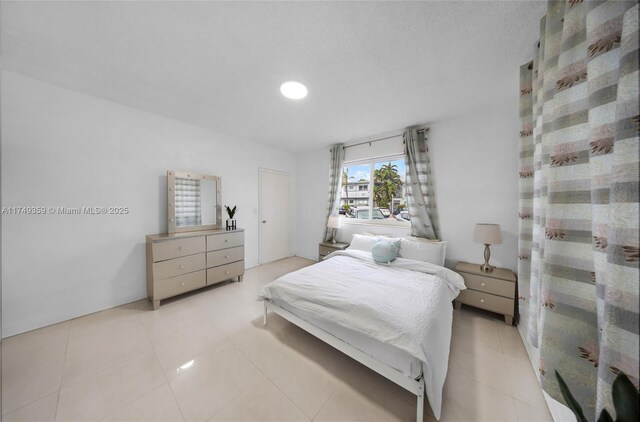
[398,237,447,266]
[348,234,381,252]
[403,235,441,243]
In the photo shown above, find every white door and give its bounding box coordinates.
[259,168,291,264]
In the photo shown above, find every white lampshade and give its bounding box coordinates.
[327,215,342,229]
[473,223,502,245]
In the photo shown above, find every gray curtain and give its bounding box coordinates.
[324,144,345,242]
[518,1,639,419]
[404,128,438,239]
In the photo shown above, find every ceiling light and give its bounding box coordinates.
[280,81,307,100]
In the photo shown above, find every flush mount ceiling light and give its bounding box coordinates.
[280,81,307,100]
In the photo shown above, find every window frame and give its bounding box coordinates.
[341,154,409,227]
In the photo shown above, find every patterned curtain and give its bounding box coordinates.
[518,1,639,419]
[324,144,345,242]
[404,127,438,239]
[175,178,202,227]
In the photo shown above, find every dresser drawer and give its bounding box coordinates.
[155,270,206,300]
[207,261,244,285]
[461,272,515,298]
[457,289,514,316]
[152,253,206,280]
[152,237,205,262]
[207,246,244,267]
[207,232,244,251]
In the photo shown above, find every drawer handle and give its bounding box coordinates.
[480,298,485,303]
[178,246,183,250]
[224,239,228,243]
[226,270,229,274]
[225,255,228,259]
[180,282,185,286]
[481,282,486,287]
[179,265,185,269]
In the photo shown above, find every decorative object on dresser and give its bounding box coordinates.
[473,223,502,272]
[167,170,222,233]
[454,261,516,325]
[318,241,349,261]
[224,205,237,231]
[146,229,245,309]
[326,214,342,244]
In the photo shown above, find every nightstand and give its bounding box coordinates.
[454,261,517,325]
[318,241,349,261]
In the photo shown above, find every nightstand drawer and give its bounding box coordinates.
[319,245,336,257]
[462,272,515,298]
[457,289,514,316]
[318,242,349,261]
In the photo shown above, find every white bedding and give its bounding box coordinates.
[259,249,465,419]
[270,298,424,378]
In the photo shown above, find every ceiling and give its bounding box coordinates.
[1,1,545,153]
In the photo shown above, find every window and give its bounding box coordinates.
[340,156,408,225]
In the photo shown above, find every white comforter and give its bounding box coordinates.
[259,249,465,420]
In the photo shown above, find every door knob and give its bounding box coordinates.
[262,220,267,223]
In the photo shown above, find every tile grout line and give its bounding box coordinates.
[54,321,72,420]
[57,314,153,391]
[2,390,60,420]
[166,380,187,422]
[310,381,337,421]
[97,382,177,422]
[56,346,161,420]
[223,319,316,420]
[1,324,70,418]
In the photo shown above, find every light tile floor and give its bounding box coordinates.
[2,257,553,421]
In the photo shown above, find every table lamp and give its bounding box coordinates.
[473,223,502,272]
[327,215,342,244]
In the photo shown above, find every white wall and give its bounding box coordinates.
[295,101,520,271]
[429,102,519,270]
[1,71,296,337]
[295,149,331,260]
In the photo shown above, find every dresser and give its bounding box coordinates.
[318,241,349,261]
[146,229,244,309]
[454,261,516,325]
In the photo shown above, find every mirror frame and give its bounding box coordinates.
[167,170,222,233]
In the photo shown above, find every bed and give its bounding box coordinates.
[259,245,466,421]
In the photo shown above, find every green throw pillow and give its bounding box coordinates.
[371,239,400,264]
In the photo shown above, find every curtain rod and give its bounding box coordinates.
[342,127,428,150]
[343,133,402,149]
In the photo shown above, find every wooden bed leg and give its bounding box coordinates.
[263,302,267,326]
[416,381,424,422]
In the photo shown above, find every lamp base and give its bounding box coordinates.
[480,243,494,272]
[479,263,495,273]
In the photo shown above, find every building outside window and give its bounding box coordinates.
[340,156,408,225]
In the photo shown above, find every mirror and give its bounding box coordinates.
[167,171,222,233]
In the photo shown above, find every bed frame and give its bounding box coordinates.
[263,300,426,422]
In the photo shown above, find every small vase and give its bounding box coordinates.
[226,219,236,231]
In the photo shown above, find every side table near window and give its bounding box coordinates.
[454,261,517,325]
[318,241,349,261]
